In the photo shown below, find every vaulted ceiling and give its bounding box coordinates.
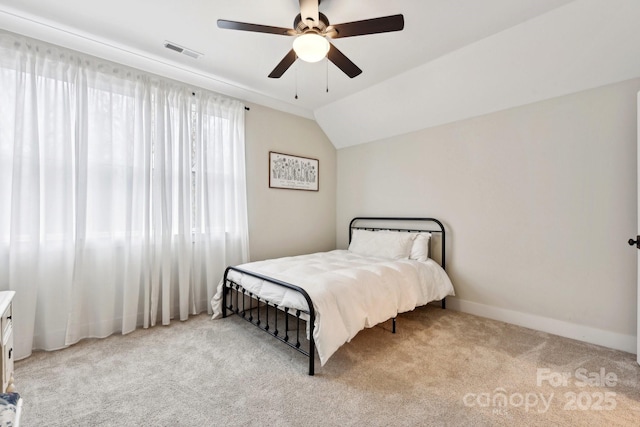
[1,1,639,148]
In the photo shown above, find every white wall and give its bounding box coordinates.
[337,78,640,353]
[245,103,336,261]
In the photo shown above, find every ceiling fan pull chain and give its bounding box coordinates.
[295,63,299,99]
[326,57,329,93]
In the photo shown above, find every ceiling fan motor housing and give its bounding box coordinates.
[294,12,330,34]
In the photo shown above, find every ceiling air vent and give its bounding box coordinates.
[163,41,202,59]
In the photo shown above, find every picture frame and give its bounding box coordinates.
[269,151,319,191]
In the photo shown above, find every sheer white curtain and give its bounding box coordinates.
[0,31,249,359]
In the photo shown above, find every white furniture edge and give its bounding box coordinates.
[14,397,21,427]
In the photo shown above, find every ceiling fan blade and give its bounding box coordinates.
[299,0,320,29]
[217,19,294,36]
[327,43,362,78]
[268,49,298,78]
[329,14,404,39]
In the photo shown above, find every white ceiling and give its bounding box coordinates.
[1,0,639,148]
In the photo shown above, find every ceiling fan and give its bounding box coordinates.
[217,0,404,79]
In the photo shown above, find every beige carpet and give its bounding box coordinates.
[14,306,640,426]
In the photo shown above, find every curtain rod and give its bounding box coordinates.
[189,92,249,111]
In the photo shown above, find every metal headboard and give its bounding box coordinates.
[348,217,446,270]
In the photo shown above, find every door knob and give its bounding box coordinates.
[629,236,639,248]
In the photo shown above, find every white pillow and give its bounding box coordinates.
[348,230,416,259]
[409,232,431,262]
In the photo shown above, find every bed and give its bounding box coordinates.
[211,217,455,375]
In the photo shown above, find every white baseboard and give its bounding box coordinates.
[444,297,636,355]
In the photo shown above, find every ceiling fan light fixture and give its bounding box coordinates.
[293,33,330,63]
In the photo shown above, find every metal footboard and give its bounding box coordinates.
[221,266,317,375]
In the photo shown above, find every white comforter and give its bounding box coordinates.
[211,250,455,366]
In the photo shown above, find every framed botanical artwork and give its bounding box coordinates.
[269,151,319,191]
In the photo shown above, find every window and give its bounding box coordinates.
[0,30,249,359]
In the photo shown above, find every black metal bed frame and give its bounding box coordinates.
[221,217,447,375]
